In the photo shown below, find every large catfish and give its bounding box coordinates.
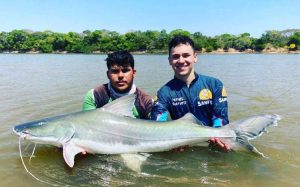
[13,94,280,168]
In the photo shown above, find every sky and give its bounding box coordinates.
[0,0,299,38]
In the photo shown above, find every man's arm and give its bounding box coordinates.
[210,81,230,151]
[82,89,96,111]
[150,93,169,121]
[212,82,229,127]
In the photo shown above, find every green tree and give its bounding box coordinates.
[81,30,103,52]
[169,29,191,38]
[52,33,67,51]
[206,37,219,51]
[287,32,300,50]
[153,29,169,51]
[3,28,298,54]
[214,34,235,50]
[23,31,49,52]
[65,32,84,53]
[192,32,208,51]
[99,31,123,52]
[123,31,152,51]
[6,30,31,52]
[142,30,160,51]
[253,38,266,51]
[261,30,288,48]
[233,33,253,51]
[39,41,53,53]
[0,32,8,51]
[37,31,55,53]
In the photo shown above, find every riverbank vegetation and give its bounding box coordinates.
[0,29,299,54]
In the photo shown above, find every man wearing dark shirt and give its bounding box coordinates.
[83,50,152,119]
[151,36,230,151]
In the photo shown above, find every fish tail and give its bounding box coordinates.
[226,114,280,156]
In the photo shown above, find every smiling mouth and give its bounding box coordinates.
[176,66,187,71]
[176,63,187,68]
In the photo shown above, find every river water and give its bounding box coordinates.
[0,54,299,186]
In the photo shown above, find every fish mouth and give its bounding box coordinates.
[12,127,31,140]
[12,127,21,136]
[13,124,29,136]
[13,120,46,137]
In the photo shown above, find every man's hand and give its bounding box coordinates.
[208,137,231,151]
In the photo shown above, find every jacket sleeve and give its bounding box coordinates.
[212,81,229,127]
[150,91,169,121]
[82,89,97,111]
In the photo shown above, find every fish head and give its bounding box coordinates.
[13,119,75,146]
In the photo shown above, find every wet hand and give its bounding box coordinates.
[208,137,231,151]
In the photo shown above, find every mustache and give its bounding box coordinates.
[116,80,128,83]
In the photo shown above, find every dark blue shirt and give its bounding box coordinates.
[151,73,229,127]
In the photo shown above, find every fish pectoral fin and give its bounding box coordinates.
[121,153,150,173]
[63,142,85,168]
[57,126,75,144]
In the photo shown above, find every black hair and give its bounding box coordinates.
[168,36,195,55]
[106,50,134,69]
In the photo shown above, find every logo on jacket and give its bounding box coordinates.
[199,89,212,100]
[222,87,227,97]
[172,97,187,106]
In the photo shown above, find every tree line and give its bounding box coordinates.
[0,29,299,53]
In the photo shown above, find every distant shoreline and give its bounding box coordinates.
[1,48,300,55]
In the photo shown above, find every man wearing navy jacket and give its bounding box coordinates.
[151,36,230,151]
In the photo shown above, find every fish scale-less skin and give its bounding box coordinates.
[13,94,279,168]
[78,110,234,139]
[46,109,236,154]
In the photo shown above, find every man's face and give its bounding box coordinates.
[169,44,197,79]
[107,65,136,93]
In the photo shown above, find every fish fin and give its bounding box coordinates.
[63,142,85,168]
[101,94,136,117]
[121,153,150,172]
[226,114,280,156]
[57,126,75,144]
[176,113,204,126]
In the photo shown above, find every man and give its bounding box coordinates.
[151,36,230,151]
[83,50,152,119]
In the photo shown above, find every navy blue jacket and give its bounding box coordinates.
[151,73,229,127]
